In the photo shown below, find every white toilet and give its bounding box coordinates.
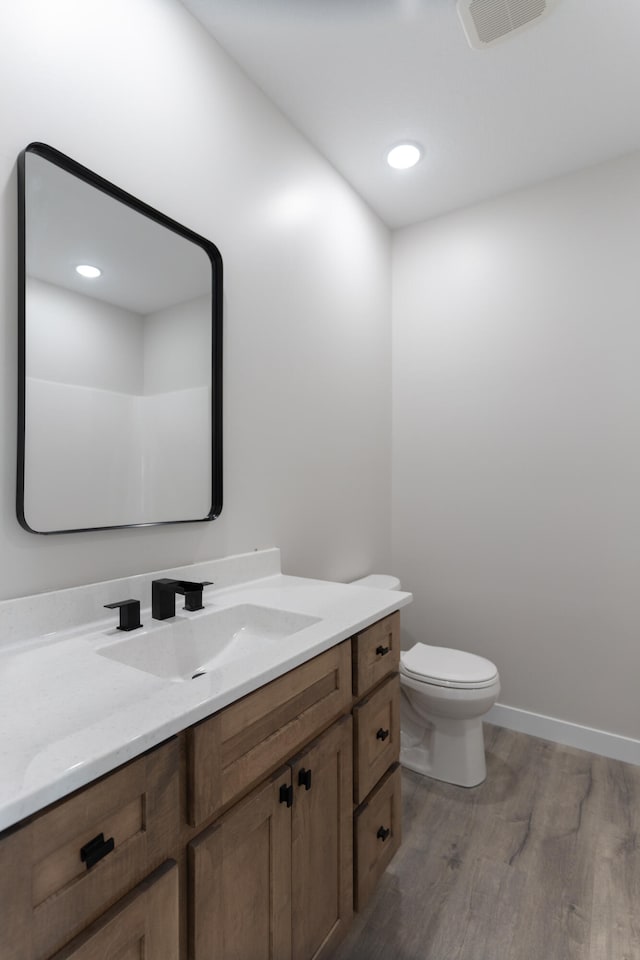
[400,643,500,787]
[352,574,500,788]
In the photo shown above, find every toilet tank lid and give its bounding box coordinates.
[351,574,401,590]
[402,643,498,686]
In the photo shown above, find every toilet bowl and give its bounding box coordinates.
[350,574,500,788]
[400,643,500,787]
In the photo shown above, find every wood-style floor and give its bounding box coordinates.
[334,724,640,960]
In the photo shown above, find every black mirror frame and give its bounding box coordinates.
[17,142,223,534]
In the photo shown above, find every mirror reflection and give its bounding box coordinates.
[18,144,223,533]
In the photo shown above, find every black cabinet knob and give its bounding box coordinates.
[80,832,115,869]
[298,768,312,791]
[377,826,391,842]
[375,644,390,656]
[279,784,293,807]
[376,728,390,741]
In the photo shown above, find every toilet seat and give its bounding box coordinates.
[401,643,499,690]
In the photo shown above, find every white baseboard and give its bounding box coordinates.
[485,703,640,767]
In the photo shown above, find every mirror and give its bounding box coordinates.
[17,143,222,534]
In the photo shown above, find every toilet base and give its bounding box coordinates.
[400,710,487,788]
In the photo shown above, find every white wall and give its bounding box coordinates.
[25,378,144,530]
[0,0,391,600]
[24,280,144,530]
[24,282,212,528]
[26,278,144,392]
[141,297,212,521]
[143,296,210,395]
[392,152,640,741]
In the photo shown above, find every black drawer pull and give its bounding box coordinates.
[80,833,115,870]
[279,784,293,807]
[298,767,312,791]
[375,645,389,657]
[377,826,391,842]
[376,728,390,741]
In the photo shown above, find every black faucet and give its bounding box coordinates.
[151,579,213,620]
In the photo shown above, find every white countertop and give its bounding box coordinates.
[0,559,411,833]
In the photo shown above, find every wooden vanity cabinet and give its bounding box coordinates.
[188,715,353,960]
[49,860,179,960]
[290,715,353,960]
[188,770,293,960]
[0,738,180,960]
[187,642,352,828]
[351,614,402,911]
[0,615,403,959]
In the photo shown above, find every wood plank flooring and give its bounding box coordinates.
[333,724,640,960]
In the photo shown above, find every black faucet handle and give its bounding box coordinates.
[182,581,213,612]
[172,579,211,594]
[104,599,142,632]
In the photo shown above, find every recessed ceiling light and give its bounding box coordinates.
[75,264,101,279]
[386,142,422,170]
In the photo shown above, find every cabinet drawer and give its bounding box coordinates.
[49,860,179,960]
[0,738,179,960]
[187,641,352,827]
[354,763,402,911]
[353,673,400,805]
[352,612,400,697]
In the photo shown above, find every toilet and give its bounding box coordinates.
[351,574,500,788]
[400,643,500,787]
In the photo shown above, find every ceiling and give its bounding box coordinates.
[181,0,640,229]
[26,150,212,315]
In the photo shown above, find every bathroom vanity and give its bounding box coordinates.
[0,550,410,959]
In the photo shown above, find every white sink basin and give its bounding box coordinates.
[96,604,320,682]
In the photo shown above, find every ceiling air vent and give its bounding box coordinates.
[457,0,559,49]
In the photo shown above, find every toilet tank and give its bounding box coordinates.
[351,574,401,591]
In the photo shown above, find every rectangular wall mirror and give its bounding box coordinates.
[17,143,223,534]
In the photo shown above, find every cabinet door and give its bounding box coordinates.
[189,769,292,960]
[49,860,178,960]
[290,715,353,960]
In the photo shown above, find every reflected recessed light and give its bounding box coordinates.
[386,142,422,170]
[76,264,101,279]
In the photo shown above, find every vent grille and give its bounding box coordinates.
[457,0,558,48]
